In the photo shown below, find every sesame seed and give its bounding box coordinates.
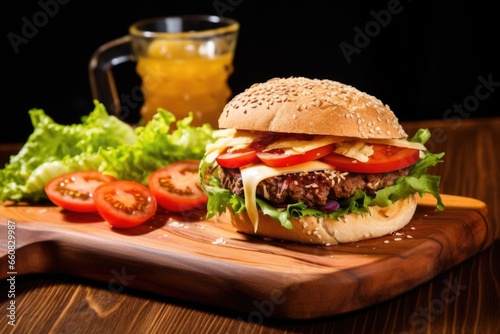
[212,237,227,245]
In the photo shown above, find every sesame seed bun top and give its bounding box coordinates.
[219,77,408,139]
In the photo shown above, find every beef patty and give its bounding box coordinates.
[219,167,409,208]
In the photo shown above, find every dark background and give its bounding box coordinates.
[3,0,498,143]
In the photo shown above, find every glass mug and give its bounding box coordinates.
[89,15,239,127]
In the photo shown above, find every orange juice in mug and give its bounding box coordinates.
[89,15,239,128]
[136,39,234,125]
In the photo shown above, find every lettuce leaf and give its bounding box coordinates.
[0,101,136,201]
[99,109,213,185]
[204,128,445,228]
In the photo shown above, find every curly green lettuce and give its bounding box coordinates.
[0,101,214,202]
[99,108,214,184]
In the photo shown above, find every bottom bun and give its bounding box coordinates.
[226,193,419,245]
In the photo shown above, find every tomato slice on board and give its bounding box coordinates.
[256,144,334,168]
[216,148,261,168]
[321,144,420,173]
[44,170,116,212]
[93,180,157,228]
[148,160,208,212]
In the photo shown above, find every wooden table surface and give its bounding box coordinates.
[1,117,499,334]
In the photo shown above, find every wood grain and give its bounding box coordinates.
[0,117,499,333]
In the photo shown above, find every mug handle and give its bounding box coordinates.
[88,35,135,117]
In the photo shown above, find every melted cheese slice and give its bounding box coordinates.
[366,138,426,150]
[240,160,333,232]
[262,136,344,154]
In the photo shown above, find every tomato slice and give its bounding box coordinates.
[148,160,208,212]
[321,144,420,173]
[93,180,157,228]
[44,170,116,212]
[256,144,334,168]
[216,147,261,168]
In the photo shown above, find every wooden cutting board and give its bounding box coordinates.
[0,193,492,320]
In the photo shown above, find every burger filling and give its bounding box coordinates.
[219,167,408,210]
[201,128,444,231]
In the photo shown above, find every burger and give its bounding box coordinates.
[199,77,444,245]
